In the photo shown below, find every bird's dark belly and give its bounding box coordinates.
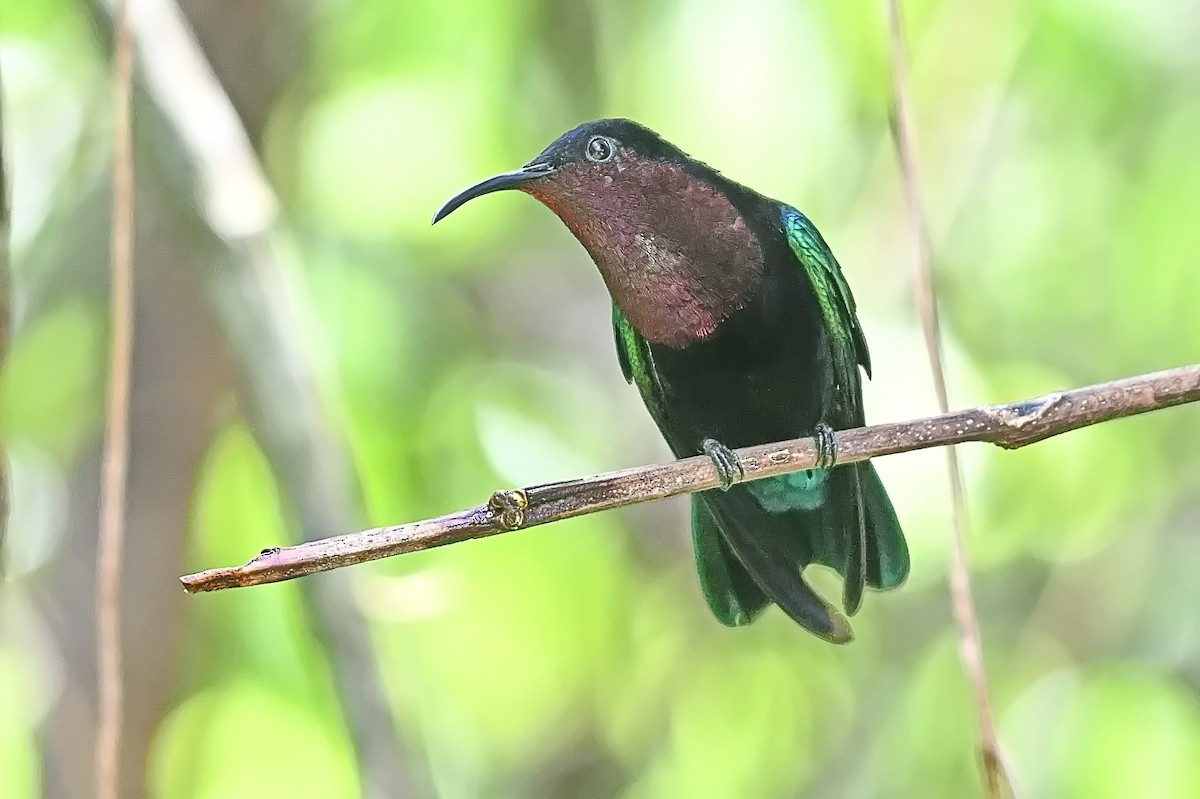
[648,313,827,456]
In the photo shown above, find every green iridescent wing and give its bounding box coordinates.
[779,204,871,406]
[612,306,666,428]
[779,205,908,609]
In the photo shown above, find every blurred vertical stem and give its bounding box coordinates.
[97,1,135,798]
[885,2,1012,797]
[89,0,431,795]
[0,45,10,574]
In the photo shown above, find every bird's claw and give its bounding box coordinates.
[814,423,838,470]
[702,438,744,491]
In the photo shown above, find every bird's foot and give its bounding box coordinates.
[814,423,838,470]
[702,438,744,491]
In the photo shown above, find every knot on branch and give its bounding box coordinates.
[989,393,1064,430]
[488,489,530,530]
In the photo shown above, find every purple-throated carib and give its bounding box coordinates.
[434,119,908,642]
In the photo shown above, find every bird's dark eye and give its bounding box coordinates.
[585,136,616,163]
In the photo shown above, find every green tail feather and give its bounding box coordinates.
[693,488,852,642]
[860,463,910,590]
[689,462,909,638]
[691,497,769,627]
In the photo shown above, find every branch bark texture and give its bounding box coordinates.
[183,364,1200,592]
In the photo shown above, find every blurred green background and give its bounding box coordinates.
[2,0,1199,797]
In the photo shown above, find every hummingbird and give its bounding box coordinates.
[434,119,908,642]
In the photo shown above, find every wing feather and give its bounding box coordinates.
[779,205,872,611]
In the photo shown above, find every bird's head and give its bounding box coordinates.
[433,119,763,347]
[432,118,691,226]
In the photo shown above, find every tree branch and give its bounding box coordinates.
[90,0,431,795]
[885,1,1010,795]
[182,363,1200,592]
[96,2,135,798]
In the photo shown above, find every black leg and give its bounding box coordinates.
[701,438,744,491]
[814,423,838,470]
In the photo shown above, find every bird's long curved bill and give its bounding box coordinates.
[432,162,556,223]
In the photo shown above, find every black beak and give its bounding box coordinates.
[432,162,556,223]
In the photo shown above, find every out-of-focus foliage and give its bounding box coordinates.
[3,0,1199,797]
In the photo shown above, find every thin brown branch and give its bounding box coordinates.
[97,1,135,798]
[93,0,430,794]
[885,2,1010,795]
[182,364,1200,592]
